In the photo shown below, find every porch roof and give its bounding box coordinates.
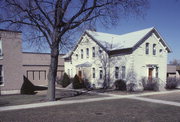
[76,62,92,67]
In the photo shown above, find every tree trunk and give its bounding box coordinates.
[47,31,59,101]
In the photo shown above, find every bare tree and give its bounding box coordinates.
[170,59,180,65]
[0,0,149,101]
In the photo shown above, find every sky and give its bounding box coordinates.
[96,0,180,62]
[21,0,180,62]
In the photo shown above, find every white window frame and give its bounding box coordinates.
[115,67,119,79]
[121,66,126,79]
[92,47,95,57]
[92,68,95,78]
[86,48,89,58]
[153,44,156,55]
[145,43,149,55]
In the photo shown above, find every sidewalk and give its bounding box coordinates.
[0,89,179,112]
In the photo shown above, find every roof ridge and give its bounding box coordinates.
[86,27,154,37]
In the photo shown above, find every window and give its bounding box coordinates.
[122,66,126,79]
[76,54,78,60]
[99,70,103,79]
[99,47,102,54]
[92,47,95,57]
[0,38,2,56]
[156,67,158,78]
[68,69,70,76]
[0,65,3,85]
[81,49,83,59]
[115,67,119,79]
[153,44,156,55]
[86,48,89,58]
[145,43,149,54]
[92,68,95,78]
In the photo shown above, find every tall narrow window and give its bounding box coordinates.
[81,49,83,59]
[115,67,119,79]
[99,70,103,79]
[145,43,149,54]
[76,54,78,60]
[92,68,95,78]
[156,67,158,78]
[0,65,3,85]
[92,47,95,57]
[0,38,2,56]
[86,48,89,58]
[122,66,126,79]
[68,69,70,76]
[153,44,156,55]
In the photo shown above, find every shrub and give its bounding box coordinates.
[126,70,138,92]
[84,79,91,90]
[166,77,178,89]
[114,79,126,90]
[141,77,159,91]
[72,75,84,89]
[57,73,71,88]
[126,82,136,92]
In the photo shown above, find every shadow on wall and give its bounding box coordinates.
[21,76,47,94]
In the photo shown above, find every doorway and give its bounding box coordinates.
[148,68,153,80]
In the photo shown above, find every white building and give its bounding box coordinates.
[64,27,171,88]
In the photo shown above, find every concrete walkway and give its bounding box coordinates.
[0,89,179,112]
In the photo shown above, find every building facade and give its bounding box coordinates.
[0,29,64,95]
[64,27,171,89]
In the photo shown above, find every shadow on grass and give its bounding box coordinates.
[21,76,47,95]
[55,90,94,101]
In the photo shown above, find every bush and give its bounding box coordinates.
[72,75,84,89]
[126,82,136,92]
[84,79,91,90]
[57,73,71,88]
[114,79,126,90]
[141,77,159,91]
[166,78,178,89]
[126,70,138,92]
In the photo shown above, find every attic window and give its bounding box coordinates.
[92,47,95,57]
[145,43,149,54]
[76,54,78,59]
[153,44,156,55]
[81,49,83,59]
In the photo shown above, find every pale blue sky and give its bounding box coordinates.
[97,0,180,62]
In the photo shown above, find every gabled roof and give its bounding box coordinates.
[64,27,171,58]
[86,27,171,52]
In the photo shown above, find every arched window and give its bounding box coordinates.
[145,43,149,54]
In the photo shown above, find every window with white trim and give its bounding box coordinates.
[92,47,95,57]
[92,68,95,78]
[115,67,119,79]
[121,66,126,79]
[99,70,103,79]
[86,48,89,58]
[153,44,156,55]
[81,49,83,59]
[145,43,149,54]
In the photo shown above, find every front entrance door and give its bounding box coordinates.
[148,68,153,80]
